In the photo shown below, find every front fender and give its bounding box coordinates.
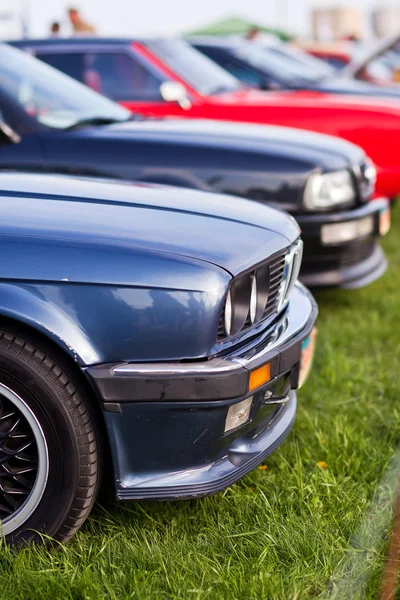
[0,282,100,364]
[0,280,229,366]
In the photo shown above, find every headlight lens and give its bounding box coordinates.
[304,169,355,210]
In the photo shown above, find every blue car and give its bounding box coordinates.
[191,37,400,99]
[0,173,317,545]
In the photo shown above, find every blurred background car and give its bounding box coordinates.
[294,41,353,70]
[258,38,338,78]
[12,36,400,200]
[0,43,389,289]
[190,37,400,99]
[341,34,400,86]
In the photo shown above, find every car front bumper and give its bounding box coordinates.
[297,198,389,289]
[86,283,317,501]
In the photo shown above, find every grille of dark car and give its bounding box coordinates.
[217,250,287,341]
[341,240,376,267]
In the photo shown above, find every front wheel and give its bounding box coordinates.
[0,330,101,545]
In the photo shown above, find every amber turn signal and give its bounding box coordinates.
[248,363,271,392]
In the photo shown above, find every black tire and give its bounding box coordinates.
[0,330,101,545]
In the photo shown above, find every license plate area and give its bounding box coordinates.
[321,217,374,245]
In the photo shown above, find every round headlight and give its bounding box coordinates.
[250,274,257,324]
[304,170,355,210]
[224,289,232,336]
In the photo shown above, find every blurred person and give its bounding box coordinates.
[68,7,96,35]
[246,27,260,41]
[50,22,61,37]
[341,33,361,43]
[83,55,102,92]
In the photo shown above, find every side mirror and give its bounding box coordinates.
[160,82,191,110]
[261,78,281,91]
[0,112,20,144]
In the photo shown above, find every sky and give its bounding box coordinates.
[1,0,388,39]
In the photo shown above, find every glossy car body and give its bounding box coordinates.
[0,44,389,289]
[191,37,400,99]
[0,172,316,528]
[12,37,400,199]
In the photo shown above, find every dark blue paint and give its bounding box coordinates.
[97,283,317,500]
[0,173,297,365]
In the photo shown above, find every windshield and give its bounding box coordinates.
[0,44,131,129]
[353,39,400,84]
[230,42,326,84]
[268,44,335,78]
[145,39,242,95]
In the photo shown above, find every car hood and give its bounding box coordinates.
[214,86,400,110]
[94,117,365,171]
[0,173,299,284]
[314,77,400,98]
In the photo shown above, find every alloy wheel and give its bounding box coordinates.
[0,384,48,536]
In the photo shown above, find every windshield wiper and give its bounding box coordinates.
[65,116,130,131]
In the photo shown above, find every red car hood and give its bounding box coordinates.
[214,88,326,104]
[213,87,400,112]
[199,88,400,198]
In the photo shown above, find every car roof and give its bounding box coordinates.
[189,36,245,49]
[9,37,172,48]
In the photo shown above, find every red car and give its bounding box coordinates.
[13,37,400,199]
[295,41,352,70]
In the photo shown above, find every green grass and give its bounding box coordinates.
[2,207,400,600]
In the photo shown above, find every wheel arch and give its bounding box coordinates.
[0,312,109,420]
[0,312,117,498]
[0,282,103,365]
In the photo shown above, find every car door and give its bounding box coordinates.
[0,99,45,172]
[36,46,193,118]
[32,51,87,84]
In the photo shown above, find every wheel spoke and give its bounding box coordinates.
[0,502,13,516]
[0,394,39,524]
[1,463,37,476]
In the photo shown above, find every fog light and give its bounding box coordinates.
[321,216,374,245]
[225,397,253,433]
